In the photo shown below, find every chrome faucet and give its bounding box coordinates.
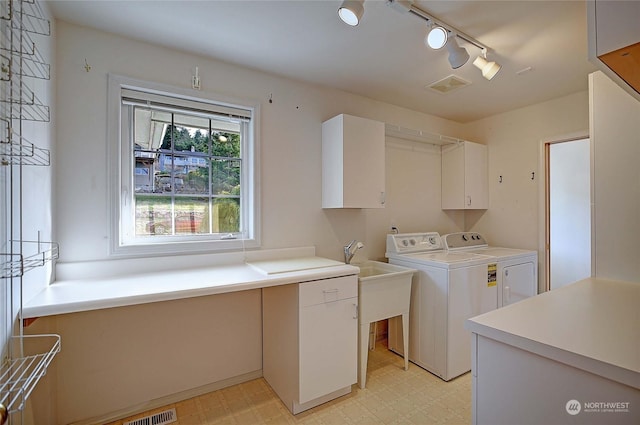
[344,240,364,264]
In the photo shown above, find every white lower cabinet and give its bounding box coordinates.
[470,333,640,425]
[263,276,358,414]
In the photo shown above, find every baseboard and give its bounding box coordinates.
[70,369,263,425]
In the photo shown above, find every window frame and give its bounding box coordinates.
[107,74,260,257]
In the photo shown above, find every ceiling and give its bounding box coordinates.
[47,0,598,123]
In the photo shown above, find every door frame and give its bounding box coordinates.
[538,132,589,292]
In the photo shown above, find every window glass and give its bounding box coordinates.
[132,108,242,239]
[109,76,259,256]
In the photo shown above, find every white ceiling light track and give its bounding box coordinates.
[388,0,501,78]
[389,1,488,51]
[340,0,501,80]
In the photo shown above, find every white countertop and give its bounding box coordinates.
[466,277,640,389]
[23,253,358,319]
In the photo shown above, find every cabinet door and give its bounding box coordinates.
[502,262,536,306]
[299,297,358,403]
[442,141,488,209]
[464,142,488,209]
[441,143,465,209]
[342,115,385,208]
[322,114,385,209]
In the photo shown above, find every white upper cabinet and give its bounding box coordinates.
[322,114,385,209]
[589,0,639,56]
[587,0,640,102]
[441,141,488,210]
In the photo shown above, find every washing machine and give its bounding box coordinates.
[442,232,538,307]
[385,232,497,381]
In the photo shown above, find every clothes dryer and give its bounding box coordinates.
[442,232,538,307]
[385,233,496,381]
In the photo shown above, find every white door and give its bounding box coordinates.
[548,139,591,289]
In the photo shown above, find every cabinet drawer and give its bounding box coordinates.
[299,276,357,307]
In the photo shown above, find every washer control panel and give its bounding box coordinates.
[386,232,442,254]
[442,232,488,250]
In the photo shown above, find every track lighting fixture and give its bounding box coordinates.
[445,35,469,69]
[338,0,365,26]
[473,51,501,80]
[425,26,447,50]
[383,0,501,79]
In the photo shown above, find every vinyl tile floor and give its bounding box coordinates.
[110,341,471,425]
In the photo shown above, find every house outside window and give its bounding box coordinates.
[108,75,260,257]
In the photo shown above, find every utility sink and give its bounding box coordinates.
[357,261,412,279]
[356,261,415,326]
[355,261,415,389]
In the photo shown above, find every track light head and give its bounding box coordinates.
[338,0,365,26]
[425,26,448,50]
[445,36,469,69]
[473,55,501,80]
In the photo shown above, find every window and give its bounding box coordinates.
[108,75,260,256]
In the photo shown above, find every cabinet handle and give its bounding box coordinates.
[467,195,471,206]
[323,288,338,303]
[380,191,386,205]
[504,286,510,304]
[353,303,358,319]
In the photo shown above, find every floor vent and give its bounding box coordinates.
[426,74,471,94]
[123,408,177,425]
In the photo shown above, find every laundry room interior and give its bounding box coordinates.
[1,1,638,425]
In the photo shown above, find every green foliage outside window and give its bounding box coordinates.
[136,121,242,237]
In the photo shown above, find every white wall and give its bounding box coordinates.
[590,71,640,281]
[31,290,263,424]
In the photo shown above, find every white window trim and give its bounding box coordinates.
[107,74,261,258]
